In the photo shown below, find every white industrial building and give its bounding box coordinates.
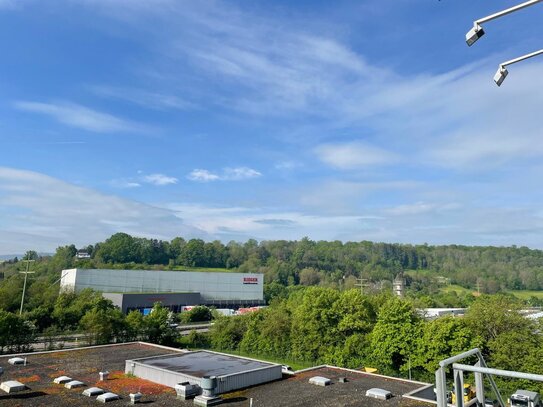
[60,268,264,312]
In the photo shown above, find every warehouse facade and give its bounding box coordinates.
[60,268,264,312]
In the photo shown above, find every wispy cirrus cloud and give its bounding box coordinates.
[89,85,195,111]
[14,101,143,133]
[187,167,261,182]
[73,1,543,170]
[143,173,178,186]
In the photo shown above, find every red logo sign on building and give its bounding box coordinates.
[243,277,258,285]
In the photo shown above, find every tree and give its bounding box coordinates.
[94,233,137,263]
[143,303,178,345]
[465,294,530,346]
[369,297,422,374]
[209,315,249,350]
[0,310,34,353]
[290,287,341,361]
[333,289,376,337]
[179,239,206,267]
[80,307,124,345]
[412,316,482,379]
[180,306,213,323]
[299,268,321,286]
[179,329,210,349]
[53,289,114,330]
[125,310,145,341]
[23,250,39,261]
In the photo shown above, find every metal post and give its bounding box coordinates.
[475,360,484,406]
[475,355,507,407]
[435,367,447,407]
[454,369,464,407]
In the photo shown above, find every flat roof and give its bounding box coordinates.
[0,344,432,406]
[136,351,276,377]
[237,366,431,406]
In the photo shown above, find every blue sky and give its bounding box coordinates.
[1,0,543,254]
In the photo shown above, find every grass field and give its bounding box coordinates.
[440,284,474,295]
[507,290,543,300]
[439,284,543,300]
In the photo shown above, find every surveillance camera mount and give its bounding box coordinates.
[494,49,543,86]
[466,0,543,46]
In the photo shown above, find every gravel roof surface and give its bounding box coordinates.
[0,344,432,406]
[229,367,433,407]
[0,343,179,406]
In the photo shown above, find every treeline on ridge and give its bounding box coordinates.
[2,232,543,298]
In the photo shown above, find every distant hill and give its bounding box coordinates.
[0,254,20,261]
[0,253,53,261]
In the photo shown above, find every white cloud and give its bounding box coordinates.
[314,142,397,169]
[187,169,220,182]
[143,173,178,186]
[14,101,142,133]
[110,178,142,188]
[0,167,205,253]
[66,1,543,172]
[89,85,195,111]
[223,167,261,180]
[187,167,261,182]
[167,203,375,241]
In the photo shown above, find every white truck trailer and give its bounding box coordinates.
[510,389,541,407]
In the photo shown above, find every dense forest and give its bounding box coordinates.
[2,232,543,315]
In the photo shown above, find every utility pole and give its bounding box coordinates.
[19,260,35,315]
[355,278,369,295]
[475,279,482,295]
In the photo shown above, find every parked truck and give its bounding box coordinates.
[510,390,541,407]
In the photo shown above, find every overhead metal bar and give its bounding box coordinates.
[453,363,543,382]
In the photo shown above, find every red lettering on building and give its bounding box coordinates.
[243,277,258,284]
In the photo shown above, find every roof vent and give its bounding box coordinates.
[201,376,218,397]
[53,376,72,384]
[97,392,120,403]
[194,376,222,406]
[338,377,348,383]
[99,371,109,381]
[366,388,393,400]
[175,381,201,399]
[65,380,85,389]
[83,387,105,397]
[129,392,142,404]
[309,376,331,387]
[8,357,26,366]
[0,380,26,393]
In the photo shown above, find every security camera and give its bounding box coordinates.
[493,66,508,86]
[466,24,485,46]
